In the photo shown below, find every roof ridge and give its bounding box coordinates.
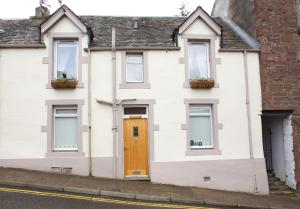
[79,15,186,19]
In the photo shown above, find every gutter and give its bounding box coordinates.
[243,51,258,194]
[84,47,181,52]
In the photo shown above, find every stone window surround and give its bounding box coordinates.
[182,99,222,156]
[42,32,88,89]
[116,99,159,178]
[42,99,88,157]
[119,51,151,89]
[182,34,221,88]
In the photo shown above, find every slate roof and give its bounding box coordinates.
[0,16,253,49]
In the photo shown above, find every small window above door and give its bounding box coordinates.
[123,106,148,118]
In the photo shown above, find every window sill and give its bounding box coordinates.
[45,151,85,158]
[119,82,151,89]
[185,148,221,156]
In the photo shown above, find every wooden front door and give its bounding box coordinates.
[124,118,149,177]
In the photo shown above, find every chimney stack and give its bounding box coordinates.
[32,6,50,18]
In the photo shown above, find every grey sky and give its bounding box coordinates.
[0,0,215,18]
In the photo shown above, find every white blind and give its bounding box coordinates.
[189,106,213,148]
[188,43,209,79]
[54,107,78,151]
[126,54,144,82]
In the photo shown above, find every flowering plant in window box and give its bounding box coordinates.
[189,78,215,89]
[51,78,77,89]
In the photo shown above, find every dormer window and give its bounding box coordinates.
[188,42,210,79]
[54,40,78,79]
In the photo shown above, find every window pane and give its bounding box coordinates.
[190,107,210,114]
[188,43,209,79]
[56,108,77,115]
[127,55,143,63]
[190,115,212,147]
[124,107,147,115]
[126,61,143,82]
[56,42,77,79]
[54,117,78,150]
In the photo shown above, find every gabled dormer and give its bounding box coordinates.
[41,5,89,89]
[175,7,222,89]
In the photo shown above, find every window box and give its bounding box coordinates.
[51,79,77,89]
[189,78,215,89]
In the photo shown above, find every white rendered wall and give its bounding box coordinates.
[283,116,296,189]
[0,17,89,160]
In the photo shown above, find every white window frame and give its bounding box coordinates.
[54,40,79,80]
[123,106,148,119]
[125,53,144,83]
[53,106,79,151]
[188,42,211,79]
[189,105,214,149]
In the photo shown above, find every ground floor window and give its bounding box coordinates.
[189,105,213,149]
[53,106,79,151]
[183,99,221,156]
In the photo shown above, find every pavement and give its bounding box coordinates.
[0,167,299,209]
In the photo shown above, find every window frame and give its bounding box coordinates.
[53,106,79,152]
[182,35,220,88]
[53,40,79,80]
[189,105,214,149]
[44,99,87,157]
[119,51,151,89]
[183,99,222,156]
[188,41,211,79]
[125,53,144,83]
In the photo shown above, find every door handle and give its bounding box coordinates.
[124,146,128,151]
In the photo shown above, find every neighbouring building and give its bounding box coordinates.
[0,4,269,194]
[213,0,300,191]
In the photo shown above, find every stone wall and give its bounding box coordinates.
[254,0,300,190]
[228,0,256,38]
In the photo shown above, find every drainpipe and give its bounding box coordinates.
[111,28,118,178]
[243,51,258,194]
[88,47,92,176]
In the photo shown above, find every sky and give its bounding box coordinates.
[0,0,215,18]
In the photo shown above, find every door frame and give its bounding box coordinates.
[123,113,149,178]
[116,99,156,179]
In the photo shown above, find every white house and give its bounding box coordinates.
[0,5,269,194]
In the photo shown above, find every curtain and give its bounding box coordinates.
[57,42,77,79]
[126,55,143,82]
[188,43,209,79]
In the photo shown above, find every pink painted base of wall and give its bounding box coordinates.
[150,158,269,194]
[0,157,114,178]
[0,157,269,194]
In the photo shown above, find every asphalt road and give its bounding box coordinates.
[0,187,239,209]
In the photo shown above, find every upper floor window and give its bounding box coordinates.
[189,105,213,149]
[188,42,210,79]
[126,53,144,83]
[54,40,78,79]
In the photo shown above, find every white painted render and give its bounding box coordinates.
[0,11,269,193]
[283,116,296,189]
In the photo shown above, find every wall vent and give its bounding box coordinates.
[203,176,211,182]
[51,166,73,174]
